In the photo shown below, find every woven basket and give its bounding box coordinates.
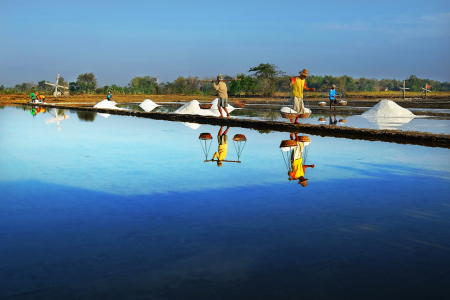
[299,136,311,143]
[199,104,212,109]
[233,100,246,108]
[199,133,213,140]
[339,119,347,123]
[318,117,326,122]
[280,140,298,148]
[318,102,326,106]
[299,113,311,119]
[280,112,298,119]
[233,134,247,141]
[339,101,347,106]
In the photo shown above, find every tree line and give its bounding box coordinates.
[2,63,449,96]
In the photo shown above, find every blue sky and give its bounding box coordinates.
[1,0,449,87]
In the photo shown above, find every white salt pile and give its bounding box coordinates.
[94,99,126,110]
[139,99,160,112]
[175,99,235,117]
[361,99,415,130]
[362,99,414,118]
[280,107,311,114]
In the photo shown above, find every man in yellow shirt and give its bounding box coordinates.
[287,133,315,186]
[212,126,230,167]
[289,69,316,124]
[212,74,230,118]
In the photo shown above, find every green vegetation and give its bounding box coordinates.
[2,64,449,96]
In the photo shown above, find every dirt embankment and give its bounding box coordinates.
[2,92,449,106]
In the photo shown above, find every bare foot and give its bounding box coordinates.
[290,119,294,123]
[219,115,224,118]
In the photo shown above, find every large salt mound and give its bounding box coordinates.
[362,99,414,118]
[280,107,311,114]
[175,99,235,117]
[94,99,126,110]
[139,99,160,112]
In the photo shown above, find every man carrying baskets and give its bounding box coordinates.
[212,74,230,118]
[290,69,315,124]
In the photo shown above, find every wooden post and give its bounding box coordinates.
[403,80,405,99]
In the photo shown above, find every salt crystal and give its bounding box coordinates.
[280,107,311,114]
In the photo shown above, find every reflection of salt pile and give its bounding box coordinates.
[280,107,311,114]
[183,122,201,130]
[361,99,415,130]
[139,99,160,112]
[98,113,110,118]
[94,99,126,110]
[175,99,235,117]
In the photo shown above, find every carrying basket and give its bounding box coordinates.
[233,134,247,141]
[199,133,213,140]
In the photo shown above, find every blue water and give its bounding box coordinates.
[1,106,450,299]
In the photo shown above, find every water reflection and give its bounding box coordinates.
[280,133,315,186]
[29,106,46,117]
[77,110,97,122]
[200,126,247,165]
[45,108,69,131]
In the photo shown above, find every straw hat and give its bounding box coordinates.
[299,69,309,77]
[299,177,308,187]
[217,74,223,79]
[332,84,336,88]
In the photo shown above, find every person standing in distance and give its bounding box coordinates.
[290,69,315,124]
[329,84,339,110]
[212,74,230,118]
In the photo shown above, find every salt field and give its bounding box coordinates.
[1,105,450,299]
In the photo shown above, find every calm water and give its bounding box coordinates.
[1,106,450,299]
[119,104,450,134]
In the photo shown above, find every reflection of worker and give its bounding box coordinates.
[212,126,229,167]
[288,133,315,187]
[290,69,315,124]
[329,84,339,110]
[329,115,338,126]
[212,74,230,118]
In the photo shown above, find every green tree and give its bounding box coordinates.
[248,63,285,96]
[76,73,98,93]
[129,76,158,94]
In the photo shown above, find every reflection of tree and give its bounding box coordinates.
[77,111,97,122]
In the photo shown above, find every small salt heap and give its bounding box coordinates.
[175,99,235,117]
[94,99,126,110]
[361,99,415,129]
[139,99,160,112]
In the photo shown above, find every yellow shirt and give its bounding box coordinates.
[291,157,304,179]
[213,81,228,99]
[292,77,306,98]
[213,144,228,160]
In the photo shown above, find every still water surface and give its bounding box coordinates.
[1,106,450,299]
